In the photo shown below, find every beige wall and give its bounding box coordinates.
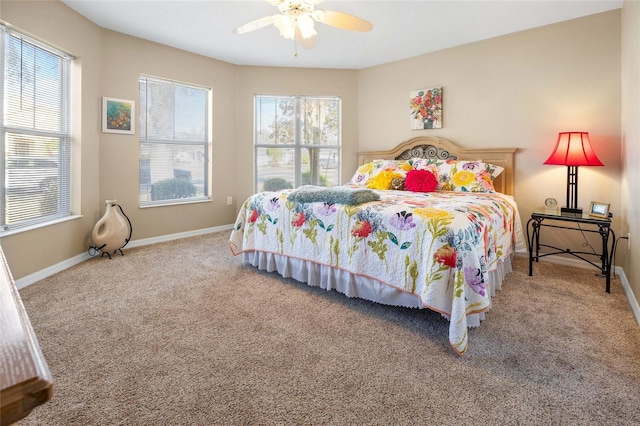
[1,0,102,279]
[357,11,623,265]
[1,1,238,278]
[0,0,633,310]
[99,30,238,240]
[621,1,640,303]
[0,1,359,280]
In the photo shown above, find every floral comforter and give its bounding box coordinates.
[229,186,521,355]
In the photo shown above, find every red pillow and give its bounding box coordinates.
[404,169,438,192]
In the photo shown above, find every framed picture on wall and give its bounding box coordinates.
[102,97,135,134]
[409,87,443,130]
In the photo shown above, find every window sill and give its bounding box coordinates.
[139,197,211,209]
[0,215,83,238]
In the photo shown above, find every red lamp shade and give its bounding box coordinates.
[543,132,604,215]
[543,132,604,167]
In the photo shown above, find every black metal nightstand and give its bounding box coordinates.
[526,210,615,292]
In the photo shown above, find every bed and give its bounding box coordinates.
[229,136,525,355]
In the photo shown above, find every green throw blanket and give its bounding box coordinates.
[286,185,380,205]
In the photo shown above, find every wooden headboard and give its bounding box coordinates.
[357,136,518,196]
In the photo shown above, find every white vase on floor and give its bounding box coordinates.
[91,200,131,256]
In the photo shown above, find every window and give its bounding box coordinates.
[139,75,210,206]
[1,25,72,232]
[255,95,341,192]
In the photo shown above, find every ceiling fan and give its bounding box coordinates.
[233,0,373,50]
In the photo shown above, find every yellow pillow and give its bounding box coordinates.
[366,169,404,190]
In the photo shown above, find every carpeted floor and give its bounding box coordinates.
[17,231,640,425]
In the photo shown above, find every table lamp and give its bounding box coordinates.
[543,131,603,215]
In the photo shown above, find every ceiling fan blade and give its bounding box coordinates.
[312,9,373,32]
[233,15,275,35]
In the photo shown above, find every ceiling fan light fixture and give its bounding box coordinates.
[233,0,372,49]
[273,14,296,39]
[297,14,317,39]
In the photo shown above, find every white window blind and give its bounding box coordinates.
[254,95,341,192]
[1,25,72,232]
[139,75,210,206]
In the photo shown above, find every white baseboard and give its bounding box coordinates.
[615,267,640,328]
[15,251,94,290]
[15,224,234,290]
[125,224,233,249]
[515,252,601,270]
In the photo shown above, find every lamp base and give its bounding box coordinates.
[561,207,583,215]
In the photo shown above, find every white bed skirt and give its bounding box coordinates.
[242,251,513,328]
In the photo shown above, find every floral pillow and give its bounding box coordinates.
[424,159,504,193]
[349,158,503,193]
[349,159,413,186]
[366,169,405,190]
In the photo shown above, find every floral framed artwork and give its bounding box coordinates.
[102,97,135,134]
[409,87,443,130]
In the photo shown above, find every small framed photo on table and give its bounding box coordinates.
[588,201,610,219]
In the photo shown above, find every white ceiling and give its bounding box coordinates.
[61,0,623,70]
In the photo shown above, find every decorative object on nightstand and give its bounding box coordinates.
[89,200,132,259]
[543,197,558,212]
[543,132,604,215]
[588,201,610,219]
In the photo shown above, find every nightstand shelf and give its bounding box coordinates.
[526,210,615,293]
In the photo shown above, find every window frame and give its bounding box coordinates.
[1,25,72,234]
[138,75,212,207]
[254,95,341,192]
